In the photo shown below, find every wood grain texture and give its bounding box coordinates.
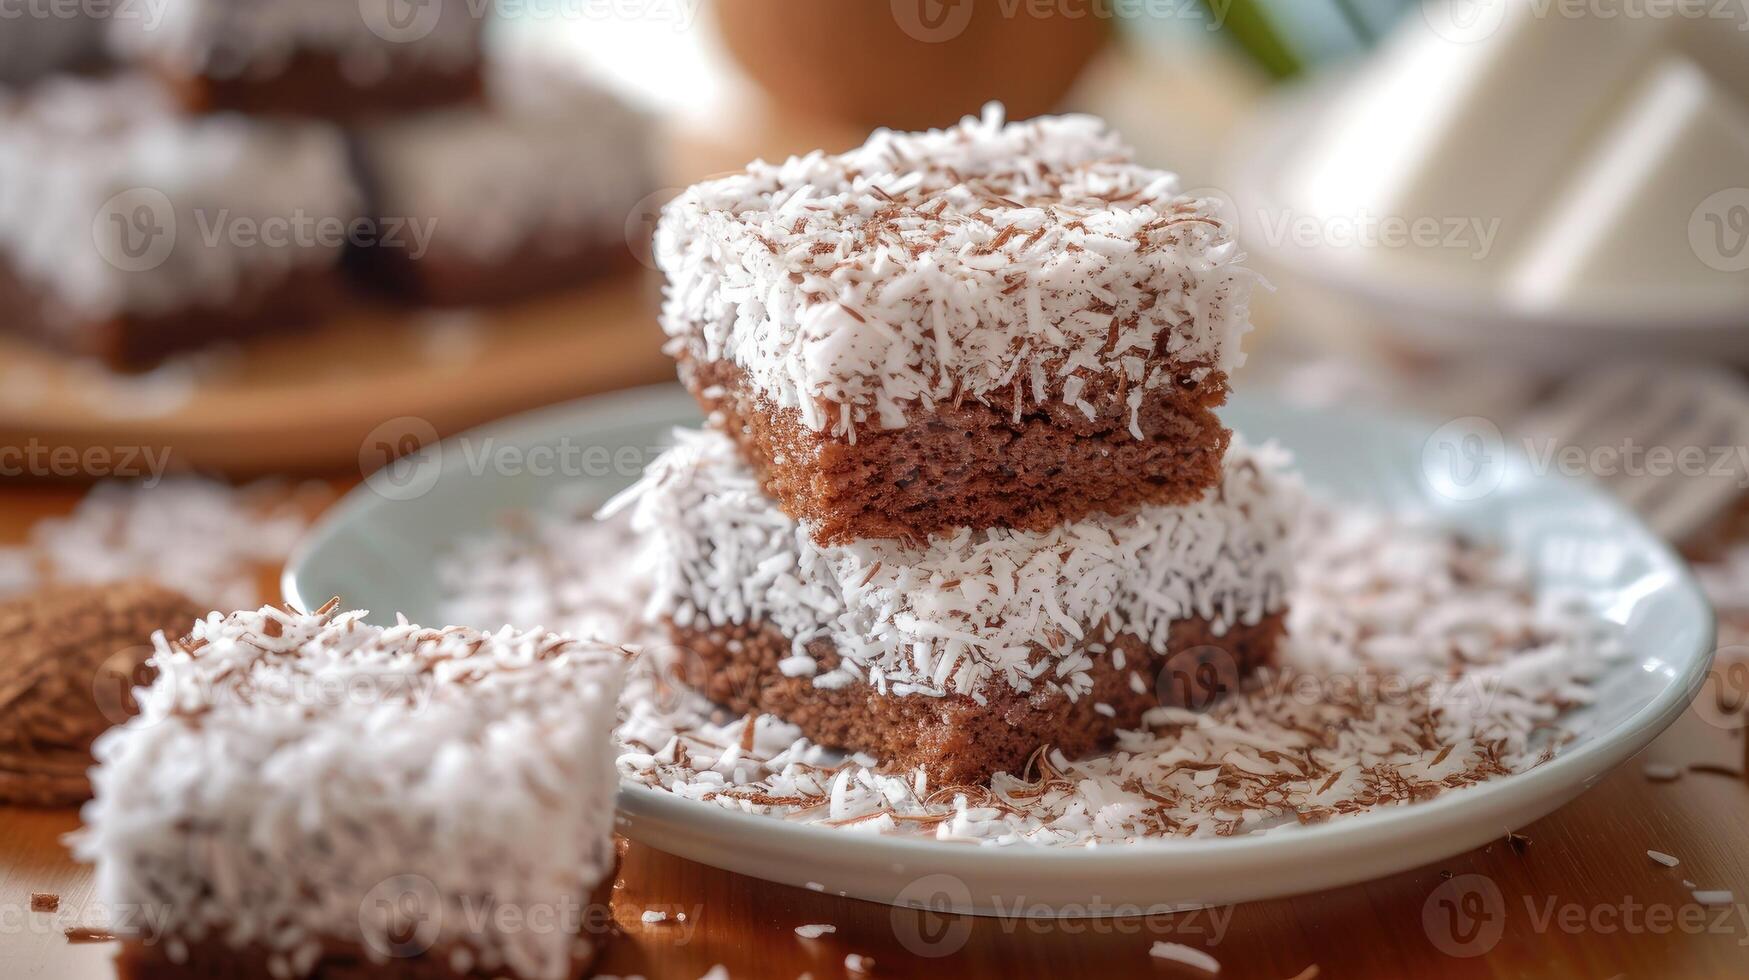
[0,272,673,478]
[0,490,1744,978]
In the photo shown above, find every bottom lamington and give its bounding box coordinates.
[666,613,1284,787]
[610,426,1300,786]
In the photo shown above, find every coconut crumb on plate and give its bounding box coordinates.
[441,490,1623,846]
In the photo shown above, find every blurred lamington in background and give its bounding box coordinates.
[0,0,654,370]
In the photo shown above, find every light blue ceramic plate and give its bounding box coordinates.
[285,383,1715,912]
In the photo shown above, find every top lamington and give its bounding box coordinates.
[655,104,1256,436]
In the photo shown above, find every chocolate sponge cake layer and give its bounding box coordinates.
[667,613,1284,788]
[683,353,1230,545]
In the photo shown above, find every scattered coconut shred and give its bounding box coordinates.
[0,477,318,609]
[439,491,1622,844]
[1150,941,1220,974]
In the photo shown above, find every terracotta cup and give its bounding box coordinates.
[714,0,1113,131]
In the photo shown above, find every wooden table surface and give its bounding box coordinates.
[1,483,1747,980]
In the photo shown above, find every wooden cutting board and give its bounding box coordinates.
[0,272,675,478]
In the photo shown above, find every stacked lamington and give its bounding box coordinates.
[0,2,652,368]
[623,107,1300,786]
[76,605,626,980]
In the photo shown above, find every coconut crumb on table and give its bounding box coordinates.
[794,923,836,939]
[1693,889,1734,906]
[442,494,1623,846]
[641,909,671,924]
[1642,763,1682,782]
[0,477,320,609]
[1149,941,1220,973]
[1647,850,1680,867]
[844,953,875,974]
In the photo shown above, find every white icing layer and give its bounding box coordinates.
[0,75,359,325]
[74,607,625,980]
[107,0,481,85]
[606,427,1297,701]
[654,104,1257,436]
[354,54,653,264]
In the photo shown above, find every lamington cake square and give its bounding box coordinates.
[75,605,625,980]
[350,55,654,307]
[106,0,483,121]
[655,105,1258,544]
[0,75,360,368]
[610,427,1297,787]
